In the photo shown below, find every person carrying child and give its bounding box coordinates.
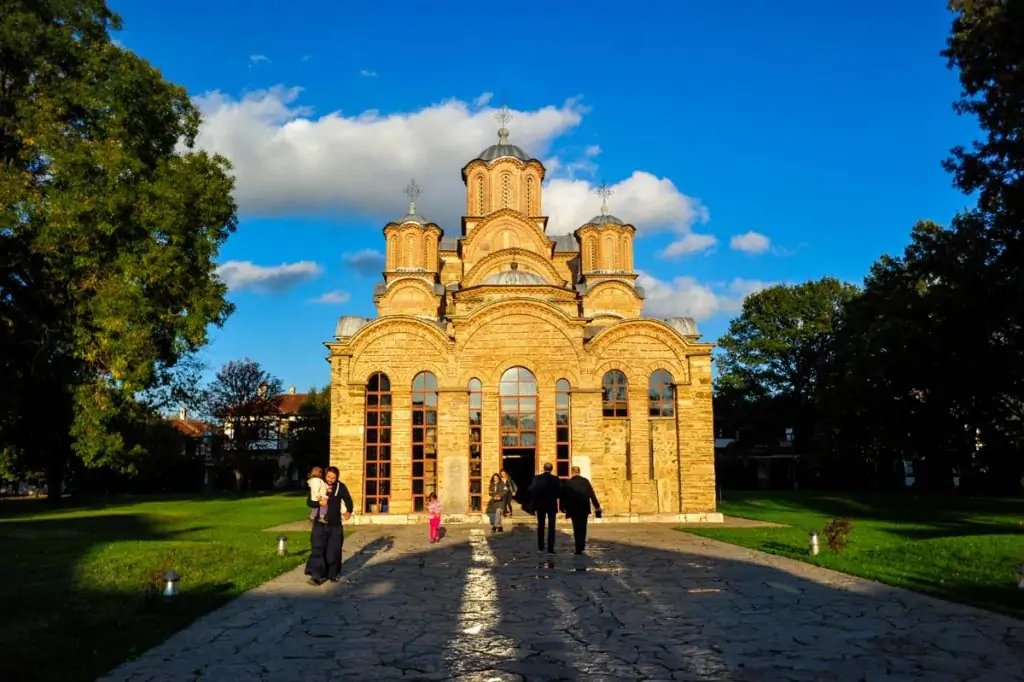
[427,492,442,543]
[307,466,328,524]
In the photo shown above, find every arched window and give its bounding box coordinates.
[587,237,597,271]
[500,366,537,448]
[411,371,438,512]
[405,234,416,269]
[602,370,629,417]
[477,176,485,214]
[648,370,675,417]
[364,372,392,513]
[555,379,571,477]
[468,378,483,512]
[386,234,395,270]
[526,176,534,214]
[602,234,615,270]
[501,173,512,209]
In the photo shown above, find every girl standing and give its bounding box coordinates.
[427,492,442,543]
[486,472,507,533]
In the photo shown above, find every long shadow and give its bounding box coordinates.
[101,523,1024,681]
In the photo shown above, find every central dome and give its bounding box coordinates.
[483,263,546,286]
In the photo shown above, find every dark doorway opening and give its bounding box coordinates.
[501,447,535,502]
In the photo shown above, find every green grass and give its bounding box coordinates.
[684,491,1024,618]
[0,493,315,682]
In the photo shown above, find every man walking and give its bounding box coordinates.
[305,466,353,585]
[527,462,561,554]
[560,465,601,555]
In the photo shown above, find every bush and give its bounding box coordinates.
[823,518,854,553]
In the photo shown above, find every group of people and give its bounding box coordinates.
[301,461,603,585]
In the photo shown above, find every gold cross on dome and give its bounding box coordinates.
[403,179,422,205]
[494,105,513,129]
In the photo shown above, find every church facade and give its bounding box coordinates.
[327,122,718,521]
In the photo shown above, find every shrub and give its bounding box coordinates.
[823,518,854,553]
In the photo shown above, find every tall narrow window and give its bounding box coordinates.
[588,237,597,271]
[501,173,512,208]
[477,175,485,214]
[649,370,675,417]
[468,378,483,511]
[602,370,629,417]
[411,371,438,512]
[500,367,537,448]
[364,373,392,513]
[526,176,534,214]
[555,379,571,477]
[406,234,416,269]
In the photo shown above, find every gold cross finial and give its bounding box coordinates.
[596,181,613,215]
[403,179,422,214]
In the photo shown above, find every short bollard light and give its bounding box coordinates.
[277,534,288,556]
[809,531,820,556]
[162,569,181,598]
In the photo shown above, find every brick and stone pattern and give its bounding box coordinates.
[326,134,718,520]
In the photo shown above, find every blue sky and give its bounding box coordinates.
[112,1,976,393]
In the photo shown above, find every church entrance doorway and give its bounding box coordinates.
[499,366,537,503]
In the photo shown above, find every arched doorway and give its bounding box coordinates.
[499,366,537,498]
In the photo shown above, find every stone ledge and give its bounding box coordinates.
[339,512,725,526]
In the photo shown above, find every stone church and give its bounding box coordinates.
[328,119,719,521]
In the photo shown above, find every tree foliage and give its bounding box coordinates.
[204,359,283,489]
[0,1,236,495]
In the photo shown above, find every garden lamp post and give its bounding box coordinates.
[163,569,181,598]
[809,531,819,556]
[277,534,288,556]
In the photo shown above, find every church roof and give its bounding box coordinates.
[583,214,626,226]
[462,125,543,179]
[394,212,432,225]
[553,234,578,253]
[439,236,459,251]
[482,263,546,286]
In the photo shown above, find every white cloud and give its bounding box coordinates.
[249,54,270,65]
[216,260,322,293]
[193,87,584,223]
[660,233,717,257]
[730,231,771,254]
[359,69,378,78]
[584,144,601,157]
[473,92,493,108]
[310,290,352,304]
[543,171,709,238]
[638,272,774,320]
[343,249,385,277]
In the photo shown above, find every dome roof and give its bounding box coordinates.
[477,143,531,162]
[584,214,625,226]
[482,263,546,286]
[394,212,431,225]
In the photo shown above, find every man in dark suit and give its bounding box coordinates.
[527,462,561,554]
[305,466,354,585]
[560,465,602,555]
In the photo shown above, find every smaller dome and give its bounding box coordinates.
[584,214,625,226]
[394,212,431,225]
[477,143,531,162]
[336,316,371,337]
[483,262,546,286]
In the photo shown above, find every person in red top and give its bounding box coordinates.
[427,492,442,543]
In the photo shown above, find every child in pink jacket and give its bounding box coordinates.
[427,492,442,543]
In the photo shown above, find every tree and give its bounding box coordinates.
[205,359,283,490]
[287,386,331,483]
[716,278,859,452]
[0,1,237,497]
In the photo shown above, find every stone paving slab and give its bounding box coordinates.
[103,523,1022,681]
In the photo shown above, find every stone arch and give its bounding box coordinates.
[587,321,690,383]
[461,248,565,288]
[463,210,551,261]
[350,317,453,385]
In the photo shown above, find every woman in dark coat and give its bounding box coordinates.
[486,472,507,533]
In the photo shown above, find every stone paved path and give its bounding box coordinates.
[103,524,1023,681]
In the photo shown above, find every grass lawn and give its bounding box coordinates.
[684,491,1024,618]
[0,493,316,682]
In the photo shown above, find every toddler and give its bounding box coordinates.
[427,492,442,543]
[307,466,328,524]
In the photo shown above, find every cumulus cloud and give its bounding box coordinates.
[193,87,584,223]
[310,290,351,304]
[343,249,386,277]
[359,69,378,78]
[543,171,709,238]
[249,54,270,65]
[730,231,771,254]
[660,233,717,257]
[638,272,774,320]
[216,260,322,293]
[584,144,601,157]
